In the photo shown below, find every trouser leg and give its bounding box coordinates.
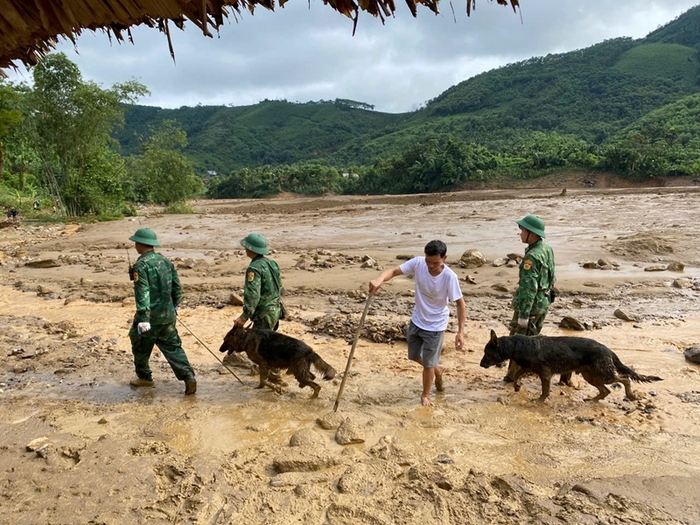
[130,324,156,381]
[153,323,195,381]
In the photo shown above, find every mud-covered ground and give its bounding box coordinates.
[1,176,700,524]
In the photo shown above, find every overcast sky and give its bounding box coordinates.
[5,0,700,113]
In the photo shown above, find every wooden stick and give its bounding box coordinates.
[333,294,374,412]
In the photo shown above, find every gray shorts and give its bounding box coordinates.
[406,321,445,369]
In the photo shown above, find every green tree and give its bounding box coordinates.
[29,53,148,216]
[126,120,203,204]
[0,81,23,180]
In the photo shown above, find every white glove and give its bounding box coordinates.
[517,318,529,328]
[137,322,152,334]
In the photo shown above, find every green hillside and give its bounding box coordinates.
[114,4,700,175]
[645,4,700,47]
[616,93,700,138]
[115,99,403,175]
[613,43,699,84]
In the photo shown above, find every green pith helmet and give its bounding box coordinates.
[517,214,546,238]
[129,227,161,246]
[240,233,269,255]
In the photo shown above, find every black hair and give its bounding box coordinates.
[424,240,447,257]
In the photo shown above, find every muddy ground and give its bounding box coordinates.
[1,174,700,524]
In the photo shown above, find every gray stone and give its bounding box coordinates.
[316,411,345,430]
[36,285,53,296]
[684,347,700,364]
[25,259,61,268]
[228,292,244,306]
[672,278,692,289]
[667,261,685,272]
[289,428,326,448]
[559,316,586,331]
[26,436,49,451]
[335,418,365,445]
[614,309,637,322]
[460,249,486,269]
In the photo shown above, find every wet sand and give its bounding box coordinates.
[1,184,699,524]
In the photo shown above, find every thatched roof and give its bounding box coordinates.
[0,0,519,71]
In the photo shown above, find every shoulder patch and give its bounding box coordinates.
[523,259,532,271]
[133,271,139,282]
[247,271,256,282]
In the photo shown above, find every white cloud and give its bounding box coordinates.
[4,0,699,112]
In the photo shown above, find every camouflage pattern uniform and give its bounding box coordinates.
[240,255,283,330]
[129,250,195,382]
[504,239,556,382]
[509,239,556,336]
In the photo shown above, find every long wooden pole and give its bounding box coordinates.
[333,294,373,412]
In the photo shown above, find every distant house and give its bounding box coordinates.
[206,170,217,176]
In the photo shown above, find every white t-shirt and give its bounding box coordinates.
[400,256,463,332]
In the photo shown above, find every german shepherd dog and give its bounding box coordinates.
[480,330,662,402]
[219,326,337,398]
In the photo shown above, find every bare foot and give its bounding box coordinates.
[434,366,444,392]
[420,395,432,406]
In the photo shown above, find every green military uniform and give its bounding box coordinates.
[239,233,284,384]
[241,255,283,330]
[128,232,195,385]
[504,215,560,383]
[509,239,555,336]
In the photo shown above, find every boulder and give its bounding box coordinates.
[667,261,685,272]
[684,347,700,365]
[559,316,586,331]
[25,259,61,268]
[335,418,365,445]
[460,249,486,269]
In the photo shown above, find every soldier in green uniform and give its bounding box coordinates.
[127,228,197,395]
[503,214,560,383]
[234,233,285,383]
[234,233,283,330]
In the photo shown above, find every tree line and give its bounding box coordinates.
[3,50,700,213]
[208,121,700,198]
[0,53,202,218]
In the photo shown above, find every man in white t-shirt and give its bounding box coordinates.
[369,240,466,406]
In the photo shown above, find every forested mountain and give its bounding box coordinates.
[114,5,700,175]
[115,99,403,175]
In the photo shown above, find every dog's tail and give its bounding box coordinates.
[613,354,663,383]
[311,353,337,380]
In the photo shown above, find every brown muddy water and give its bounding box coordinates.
[1,187,699,524]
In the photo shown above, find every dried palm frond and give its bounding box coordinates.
[0,0,520,71]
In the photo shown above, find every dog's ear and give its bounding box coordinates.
[490,329,498,344]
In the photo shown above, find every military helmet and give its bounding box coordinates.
[517,214,546,238]
[129,227,161,246]
[240,233,269,255]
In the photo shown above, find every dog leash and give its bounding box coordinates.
[333,294,373,412]
[176,316,245,385]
